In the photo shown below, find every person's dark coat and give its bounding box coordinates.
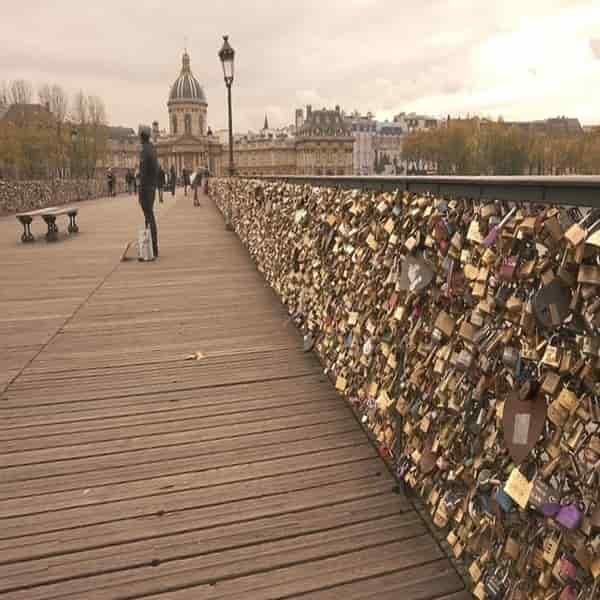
[139,140,159,204]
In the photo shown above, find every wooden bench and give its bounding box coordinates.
[16,206,79,243]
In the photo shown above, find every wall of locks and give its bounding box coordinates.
[209,177,600,599]
[0,178,127,215]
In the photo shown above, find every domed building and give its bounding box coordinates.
[155,50,222,176]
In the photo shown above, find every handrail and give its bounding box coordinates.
[241,174,600,208]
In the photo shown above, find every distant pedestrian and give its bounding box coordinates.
[182,168,190,196]
[170,165,176,196]
[202,165,210,195]
[157,164,165,203]
[192,166,203,206]
[138,125,159,259]
[134,169,140,194]
[107,168,115,196]
[126,168,134,194]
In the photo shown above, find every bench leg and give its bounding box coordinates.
[43,214,59,242]
[68,212,79,233]
[18,217,35,243]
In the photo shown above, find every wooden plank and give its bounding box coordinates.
[281,560,465,600]
[0,477,400,565]
[0,459,387,539]
[1,493,405,587]
[122,536,446,600]
[1,375,330,422]
[0,430,367,499]
[0,410,354,468]
[0,445,378,517]
[0,398,351,452]
[1,420,358,484]
[2,514,426,599]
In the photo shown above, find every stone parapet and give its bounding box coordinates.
[0,178,127,215]
[210,176,600,599]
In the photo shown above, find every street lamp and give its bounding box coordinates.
[218,35,235,177]
[71,128,78,178]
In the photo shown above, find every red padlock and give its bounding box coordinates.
[559,584,577,600]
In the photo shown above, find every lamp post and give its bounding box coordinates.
[218,35,235,176]
[70,128,78,178]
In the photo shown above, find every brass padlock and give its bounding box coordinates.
[591,555,600,578]
[543,531,562,564]
[469,559,483,583]
[504,536,521,560]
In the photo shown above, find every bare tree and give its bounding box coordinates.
[0,81,8,105]
[87,95,106,126]
[38,84,69,122]
[9,79,33,104]
[39,84,70,176]
[71,92,109,177]
[87,95,108,175]
[72,90,88,125]
[71,91,89,176]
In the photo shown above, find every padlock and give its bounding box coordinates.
[432,499,449,528]
[504,468,533,509]
[473,580,487,600]
[591,554,600,578]
[530,479,561,510]
[502,346,520,369]
[555,503,584,530]
[558,584,578,600]
[494,487,515,512]
[552,553,578,584]
[485,565,509,599]
[504,536,521,560]
[543,531,562,564]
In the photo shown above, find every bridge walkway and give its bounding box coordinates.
[0,190,469,600]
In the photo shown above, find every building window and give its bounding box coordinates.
[184,114,191,135]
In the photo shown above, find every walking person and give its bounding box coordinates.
[157,164,165,204]
[107,168,114,197]
[138,125,159,259]
[182,167,190,196]
[192,165,203,207]
[202,164,210,195]
[170,164,176,196]
[126,168,133,194]
[134,168,140,195]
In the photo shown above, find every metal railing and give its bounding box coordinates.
[244,174,600,208]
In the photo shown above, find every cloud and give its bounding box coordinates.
[1,0,600,129]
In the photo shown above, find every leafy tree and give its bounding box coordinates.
[401,117,600,175]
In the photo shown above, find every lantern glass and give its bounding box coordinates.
[218,35,235,84]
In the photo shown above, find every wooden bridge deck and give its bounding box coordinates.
[0,191,469,600]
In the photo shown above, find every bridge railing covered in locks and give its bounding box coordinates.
[209,176,600,599]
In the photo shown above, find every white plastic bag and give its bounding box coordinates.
[138,228,154,261]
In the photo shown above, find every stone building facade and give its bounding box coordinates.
[372,120,404,175]
[349,112,377,175]
[154,51,222,175]
[228,105,354,177]
[295,105,354,175]
[231,138,297,175]
[102,126,139,174]
[346,111,439,175]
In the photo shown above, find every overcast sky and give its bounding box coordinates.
[2,0,600,131]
